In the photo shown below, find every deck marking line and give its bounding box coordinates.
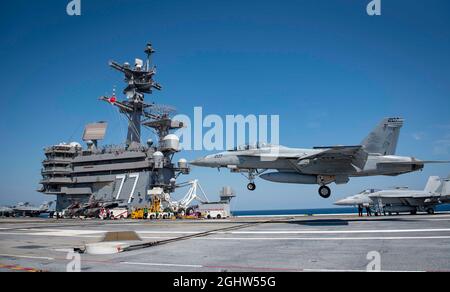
[203,236,450,241]
[0,254,54,260]
[121,261,203,268]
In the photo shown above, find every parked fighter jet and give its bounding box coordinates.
[83,200,119,218]
[62,201,83,218]
[335,176,450,215]
[12,201,54,217]
[191,118,449,198]
[0,206,14,217]
[62,197,120,218]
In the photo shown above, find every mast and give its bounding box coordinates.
[100,43,180,147]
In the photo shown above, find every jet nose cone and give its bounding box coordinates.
[190,157,209,167]
[190,159,201,166]
[334,199,351,206]
[191,154,224,168]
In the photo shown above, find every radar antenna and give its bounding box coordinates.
[100,42,183,146]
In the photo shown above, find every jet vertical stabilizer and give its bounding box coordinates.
[441,176,450,196]
[361,118,404,155]
[424,176,442,193]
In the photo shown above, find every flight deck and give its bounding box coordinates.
[0,214,449,272]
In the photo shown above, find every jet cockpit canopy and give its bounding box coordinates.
[359,189,381,195]
[230,142,275,151]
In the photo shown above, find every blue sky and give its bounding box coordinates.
[0,0,449,210]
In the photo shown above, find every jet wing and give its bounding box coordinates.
[376,160,450,173]
[255,152,302,159]
[369,193,442,206]
[300,145,368,170]
[250,145,368,173]
[369,193,440,199]
[234,145,368,174]
[312,145,363,150]
[249,145,365,159]
[377,160,450,165]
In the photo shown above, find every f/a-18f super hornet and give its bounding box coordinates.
[62,197,121,218]
[0,206,14,217]
[335,176,450,215]
[12,201,54,217]
[191,118,449,198]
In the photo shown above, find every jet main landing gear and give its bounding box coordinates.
[317,175,336,199]
[318,185,331,199]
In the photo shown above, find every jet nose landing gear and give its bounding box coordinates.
[240,169,266,191]
[247,183,256,191]
[318,186,331,199]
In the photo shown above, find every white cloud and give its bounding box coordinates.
[412,132,425,141]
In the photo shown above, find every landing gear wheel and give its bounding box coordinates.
[426,208,435,215]
[318,186,331,198]
[247,183,256,191]
[186,207,194,216]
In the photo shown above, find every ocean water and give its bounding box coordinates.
[233,204,450,217]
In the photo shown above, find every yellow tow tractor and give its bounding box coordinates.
[131,207,147,219]
[148,196,164,219]
[130,197,162,220]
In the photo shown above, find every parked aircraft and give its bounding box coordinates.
[12,201,54,217]
[335,176,450,215]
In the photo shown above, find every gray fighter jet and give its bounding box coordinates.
[335,176,450,215]
[13,201,54,217]
[0,206,14,217]
[191,118,449,198]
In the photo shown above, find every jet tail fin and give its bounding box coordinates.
[424,176,442,193]
[40,201,53,211]
[441,177,450,196]
[361,118,404,155]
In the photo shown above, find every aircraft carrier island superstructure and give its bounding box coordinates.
[38,43,190,211]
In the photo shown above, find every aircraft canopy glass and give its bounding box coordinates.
[359,189,381,194]
[229,142,274,151]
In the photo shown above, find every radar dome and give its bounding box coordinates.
[178,158,188,170]
[153,151,164,169]
[161,134,180,152]
[163,134,179,141]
